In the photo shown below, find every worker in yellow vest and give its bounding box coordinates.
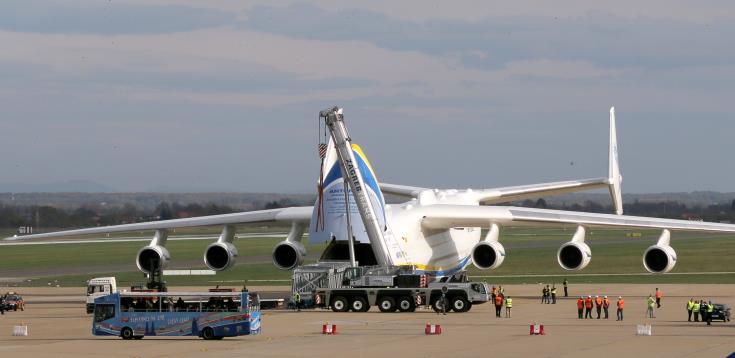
[706,301,714,326]
[505,296,513,318]
[646,295,656,318]
[687,298,695,322]
[692,300,700,322]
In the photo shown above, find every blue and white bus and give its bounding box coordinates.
[92,290,261,340]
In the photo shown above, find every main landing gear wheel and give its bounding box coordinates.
[331,296,349,312]
[350,296,369,312]
[378,296,396,313]
[397,296,416,312]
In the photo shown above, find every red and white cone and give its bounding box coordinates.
[425,323,442,335]
[322,322,337,335]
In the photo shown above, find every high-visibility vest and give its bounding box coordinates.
[603,298,610,308]
[693,302,700,311]
[577,299,584,309]
[585,298,593,309]
[505,298,513,308]
[499,287,505,294]
[707,304,714,313]
[687,300,694,310]
[495,295,503,305]
[655,291,662,299]
[595,297,602,306]
[294,293,301,302]
[551,288,557,294]
[647,297,655,308]
[617,299,624,309]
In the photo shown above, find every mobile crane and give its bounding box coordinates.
[292,107,490,313]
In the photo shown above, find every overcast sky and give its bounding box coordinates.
[1,0,734,194]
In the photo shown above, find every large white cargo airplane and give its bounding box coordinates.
[12,107,735,277]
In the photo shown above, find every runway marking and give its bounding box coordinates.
[470,271,735,278]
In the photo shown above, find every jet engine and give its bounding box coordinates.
[557,226,591,271]
[272,241,306,270]
[204,242,238,271]
[136,245,171,274]
[471,223,505,270]
[642,230,677,273]
[471,241,505,270]
[272,222,307,270]
[136,229,170,274]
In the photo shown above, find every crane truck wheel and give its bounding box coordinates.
[451,296,470,312]
[397,296,415,312]
[350,296,369,312]
[431,298,446,313]
[378,296,396,312]
[331,296,349,312]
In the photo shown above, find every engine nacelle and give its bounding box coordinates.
[643,244,677,274]
[471,241,505,270]
[557,241,592,271]
[136,245,171,274]
[272,240,306,270]
[203,242,238,271]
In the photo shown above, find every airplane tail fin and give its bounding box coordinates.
[308,139,388,243]
[608,106,623,215]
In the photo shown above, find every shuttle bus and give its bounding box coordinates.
[92,290,261,340]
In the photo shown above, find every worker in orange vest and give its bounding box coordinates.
[494,293,503,318]
[602,296,610,319]
[595,295,603,319]
[616,296,625,321]
[576,296,584,319]
[584,296,593,319]
[655,288,663,308]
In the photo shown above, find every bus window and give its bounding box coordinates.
[94,304,115,322]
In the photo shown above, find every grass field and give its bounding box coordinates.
[1,227,733,287]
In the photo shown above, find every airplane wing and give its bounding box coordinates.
[420,205,735,233]
[468,178,611,204]
[8,206,313,240]
[380,183,429,198]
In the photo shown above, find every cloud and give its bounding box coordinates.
[242,3,735,70]
[0,0,236,34]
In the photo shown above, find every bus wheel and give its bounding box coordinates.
[120,327,134,340]
[350,297,369,312]
[201,327,215,340]
[378,296,396,313]
[331,296,349,312]
[397,296,415,312]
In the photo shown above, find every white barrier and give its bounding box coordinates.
[12,326,28,336]
[636,324,652,336]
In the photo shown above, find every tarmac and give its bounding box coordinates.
[0,284,733,357]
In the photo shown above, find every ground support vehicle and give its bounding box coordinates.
[86,277,118,313]
[302,264,490,313]
[710,304,731,322]
[92,290,260,340]
[3,293,25,311]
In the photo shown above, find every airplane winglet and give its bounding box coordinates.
[608,106,623,215]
